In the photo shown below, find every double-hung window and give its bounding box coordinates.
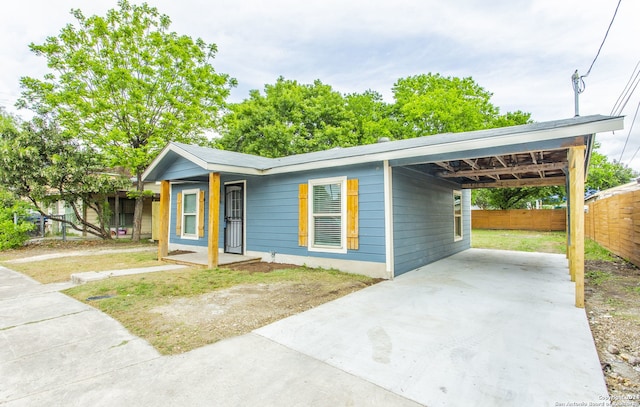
[453,190,463,241]
[309,177,347,253]
[182,189,199,238]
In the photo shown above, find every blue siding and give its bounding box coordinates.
[169,182,211,247]
[222,163,386,263]
[161,156,209,180]
[392,167,471,276]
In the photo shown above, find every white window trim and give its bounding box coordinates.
[453,190,463,242]
[181,188,200,240]
[308,176,347,254]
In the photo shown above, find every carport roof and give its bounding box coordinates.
[143,115,623,187]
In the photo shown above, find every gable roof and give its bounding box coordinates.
[143,115,624,187]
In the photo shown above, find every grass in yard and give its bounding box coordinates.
[63,266,377,354]
[471,229,566,253]
[2,251,160,284]
[585,270,613,286]
[471,229,615,261]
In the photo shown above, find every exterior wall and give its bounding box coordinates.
[392,167,471,276]
[168,162,388,273]
[224,162,387,265]
[170,182,210,248]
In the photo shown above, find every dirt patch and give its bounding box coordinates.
[146,274,373,354]
[585,258,640,404]
[227,262,300,273]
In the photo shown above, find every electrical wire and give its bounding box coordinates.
[609,60,640,116]
[610,59,640,116]
[618,98,640,162]
[582,0,623,80]
[628,141,640,164]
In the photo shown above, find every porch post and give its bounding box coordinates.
[158,180,170,260]
[568,146,586,308]
[208,173,220,269]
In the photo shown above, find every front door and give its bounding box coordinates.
[224,183,244,254]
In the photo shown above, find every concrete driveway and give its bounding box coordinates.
[256,249,608,406]
[1,249,607,406]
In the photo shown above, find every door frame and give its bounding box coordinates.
[224,180,246,254]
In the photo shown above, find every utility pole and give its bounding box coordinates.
[572,70,581,117]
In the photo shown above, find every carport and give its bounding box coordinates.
[388,115,623,307]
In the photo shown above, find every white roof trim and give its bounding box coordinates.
[265,117,624,174]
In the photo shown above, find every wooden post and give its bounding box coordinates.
[208,173,220,269]
[568,146,586,308]
[158,181,170,260]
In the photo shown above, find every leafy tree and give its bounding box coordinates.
[0,111,130,239]
[586,148,637,192]
[391,73,531,138]
[17,1,235,241]
[0,187,34,250]
[344,90,400,144]
[218,77,359,157]
[472,187,558,210]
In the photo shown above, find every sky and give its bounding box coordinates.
[1,0,639,173]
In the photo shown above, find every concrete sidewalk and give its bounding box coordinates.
[0,266,418,406]
[0,249,609,406]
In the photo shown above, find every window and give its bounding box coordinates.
[309,177,346,253]
[108,197,135,227]
[182,189,199,238]
[454,190,463,241]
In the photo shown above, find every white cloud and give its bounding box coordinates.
[1,0,639,172]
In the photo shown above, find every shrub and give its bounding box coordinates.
[0,189,35,250]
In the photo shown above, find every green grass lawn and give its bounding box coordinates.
[471,229,615,261]
[1,251,161,284]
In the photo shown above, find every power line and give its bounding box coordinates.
[582,0,623,79]
[628,141,640,164]
[610,59,640,116]
[618,98,640,163]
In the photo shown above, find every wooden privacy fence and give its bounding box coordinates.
[472,209,566,231]
[585,187,640,267]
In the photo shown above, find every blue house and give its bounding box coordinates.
[142,115,622,284]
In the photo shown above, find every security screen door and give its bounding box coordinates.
[224,184,244,254]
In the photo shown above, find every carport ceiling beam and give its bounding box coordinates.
[495,155,508,167]
[439,162,567,178]
[462,176,566,188]
[434,161,455,172]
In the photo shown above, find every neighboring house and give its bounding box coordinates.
[143,115,622,280]
[47,183,160,239]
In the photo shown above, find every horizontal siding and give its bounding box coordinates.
[239,163,386,263]
[161,156,209,180]
[169,182,211,248]
[167,164,386,264]
[392,167,471,276]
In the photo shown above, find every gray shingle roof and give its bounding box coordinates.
[143,114,623,181]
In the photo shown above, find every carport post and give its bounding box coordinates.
[208,172,220,269]
[568,146,585,308]
[158,180,170,259]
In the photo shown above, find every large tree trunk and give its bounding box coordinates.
[132,171,144,242]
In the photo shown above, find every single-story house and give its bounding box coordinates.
[143,115,623,306]
[47,182,160,239]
